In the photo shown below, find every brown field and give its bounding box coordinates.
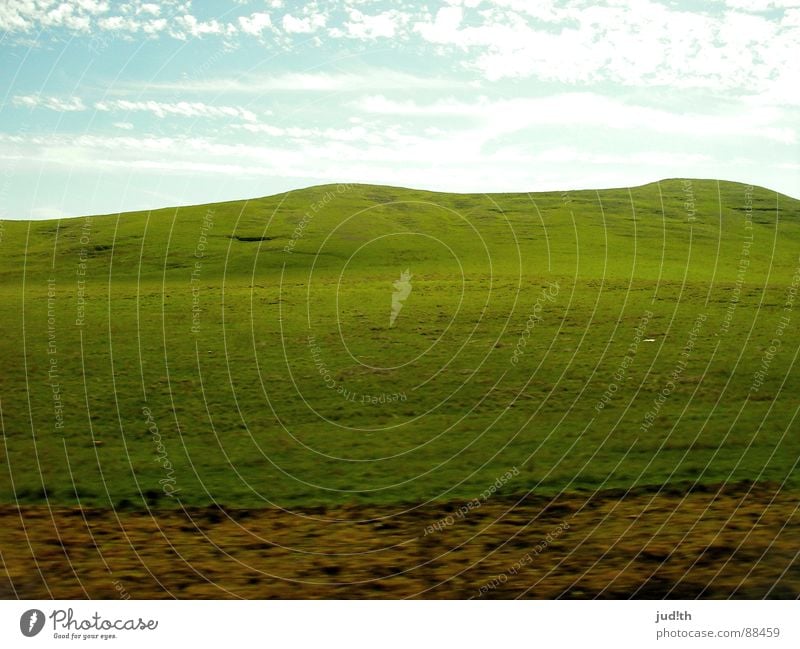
[1,482,798,599]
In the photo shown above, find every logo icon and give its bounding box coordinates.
[20,609,45,637]
[390,269,413,327]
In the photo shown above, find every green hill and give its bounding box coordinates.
[1,179,798,508]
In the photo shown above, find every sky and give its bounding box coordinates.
[0,0,798,220]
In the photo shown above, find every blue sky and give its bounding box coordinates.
[1,0,798,219]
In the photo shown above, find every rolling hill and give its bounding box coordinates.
[0,179,798,509]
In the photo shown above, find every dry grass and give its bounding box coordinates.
[2,482,798,599]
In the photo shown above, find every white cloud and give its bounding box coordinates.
[236,122,382,144]
[136,69,468,93]
[97,15,142,32]
[239,123,314,137]
[75,0,109,14]
[354,93,796,144]
[531,147,712,167]
[239,12,272,36]
[282,12,326,33]
[3,126,797,200]
[718,0,800,11]
[339,9,409,39]
[47,2,92,30]
[94,99,258,122]
[2,0,799,206]
[414,6,463,42]
[30,206,68,219]
[0,0,791,105]
[171,14,235,38]
[137,3,160,16]
[0,2,30,31]
[0,0,228,39]
[411,0,800,95]
[141,17,167,34]
[355,95,479,116]
[0,0,103,32]
[13,94,86,112]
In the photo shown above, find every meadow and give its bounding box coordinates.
[0,178,798,511]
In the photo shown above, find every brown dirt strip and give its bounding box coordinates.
[1,482,798,599]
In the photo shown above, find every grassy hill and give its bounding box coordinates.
[1,179,798,508]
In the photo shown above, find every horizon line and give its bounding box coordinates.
[3,176,798,222]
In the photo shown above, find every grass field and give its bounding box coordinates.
[0,179,799,510]
[1,178,799,598]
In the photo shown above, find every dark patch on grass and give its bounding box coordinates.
[230,235,275,242]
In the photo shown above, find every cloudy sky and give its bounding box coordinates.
[1,0,798,219]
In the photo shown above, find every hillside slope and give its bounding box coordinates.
[0,179,798,507]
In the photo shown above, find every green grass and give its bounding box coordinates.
[0,179,798,508]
